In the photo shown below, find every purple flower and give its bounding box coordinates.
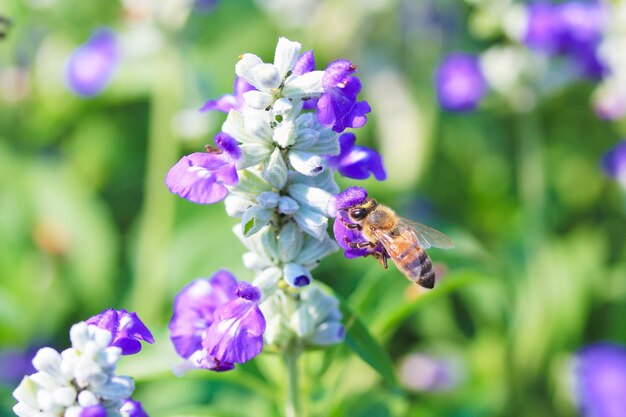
[317,60,371,133]
[80,405,107,417]
[165,132,240,205]
[574,342,626,417]
[521,2,606,78]
[86,309,154,355]
[293,51,318,110]
[523,3,562,53]
[66,29,119,97]
[169,270,265,371]
[200,77,255,113]
[120,399,149,417]
[332,186,381,258]
[601,140,626,188]
[435,53,486,112]
[327,133,387,181]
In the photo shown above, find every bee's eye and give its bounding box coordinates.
[350,208,367,220]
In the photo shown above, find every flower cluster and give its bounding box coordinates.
[165,37,387,371]
[435,0,622,114]
[12,309,152,417]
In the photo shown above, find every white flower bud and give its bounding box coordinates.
[287,183,333,216]
[53,386,76,407]
[243,90,274,110]
[243,110,273,141]
[223,110,269,145]
[273,98,294,115]
[243,252,272,270]
[241,206,273,237]
[252,267,283,299]
[261,148,288,189]
[291,128,319,150]
[283,263,312,287]
[293,207,328,240]
[303,129,340,156]
[257,191,280,209]
[310,322,345,346]
[90,375,134,401]
[288,150,326,176]
[290,306,314,338]
[235,53,264,88]
[282,71,324,99]
[224,195,254,217]
[238,143,273,169]
[278,196,300,215]
[251,63,282,90]
[32,348,63,379]
[294,236,339,267]
[278,221,303,263]
[273,120,297,148]
[274,37,302,79]
[77,390,98,407]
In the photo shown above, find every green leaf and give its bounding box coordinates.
[371,268,484,343]
[338,295,398,387]
[244,218,255,235]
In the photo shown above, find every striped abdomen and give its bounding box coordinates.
[390,240,435,289]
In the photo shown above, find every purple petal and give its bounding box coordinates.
[66,29,119,97]
[575,342,626,417]
[334,186,368,210]
[203,298,265,364]
[80,405,107,417]
[200,77,255,113]
[233,76,256,102]
[199,94,238,113]
[328,133,386,180]
[169,271,238,359]
[214,132,241,160]
[323,60,357,90]
[86,309,154,355]
[523,3,563,53]
[332,215,373,258]
[120,399,149,417]
[165,152,238,205]
[435,53,486,112]
[293,50,316,76]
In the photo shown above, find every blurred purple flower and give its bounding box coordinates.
[399,353,463,392]
[80,405,107,417]
[200,77,255,113]
[522,1,606,78]
[327,133,386,181]
[66,29,119,97]
[317,60,371,132]
[575,342,626,417]
[169,270,265,371]
[120,399,149,417]
[523,3,562,53]
[165,132,240,205]
[435,53,486,112]
[0,348,37,384]
[332,186,380,258]
[86,309,154,355]
[601,140,626,188]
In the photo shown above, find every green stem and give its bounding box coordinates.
[284,345,302,417]
[128,42,182,323]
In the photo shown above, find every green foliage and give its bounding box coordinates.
[1,0,626,416]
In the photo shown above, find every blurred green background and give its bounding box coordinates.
[1,0,625,416]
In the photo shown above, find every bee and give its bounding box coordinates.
[340,198,454,289]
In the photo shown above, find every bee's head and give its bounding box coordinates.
[345,198,377,223]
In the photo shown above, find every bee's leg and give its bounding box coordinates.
[372,248,389,269]
[340,217,362,230]
[344,238,376,249]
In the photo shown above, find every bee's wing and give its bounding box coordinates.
[371,226,419,255]
[396,218,454,250]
